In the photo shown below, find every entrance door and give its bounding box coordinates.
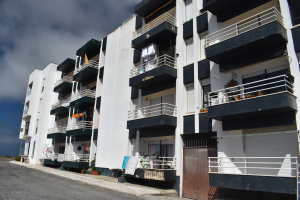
[183,148,218,200]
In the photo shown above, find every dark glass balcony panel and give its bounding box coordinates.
[73,67,98,83]
[44,159,63,166]
[57,58,75,74]
[183,20,193,39]
[134,0,172,18]
[76,39,101,59]
[53,82,72,95]
[292,25,300,53]
[184,115,195,134]
[197,12,208,33]
[69,97,95,109]
[127,115,177,130]
[50,107,69,118]
[62,161,89,169]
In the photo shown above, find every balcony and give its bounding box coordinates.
[57,58,75,74]
[50,100,70,118]
[53,76,73,95]
[202,0,271,22]
[62,154,90,169]
[207,75,297,130]
[47,127,67,139]
[205,8,287,72]
[66,121,93,137]
[76,39,101,60]
[44,153,63,166]
[22,109,30,119]
[73,60,99,84]
[208,157,298,194]
[124,156,177,181]
[132,13,177,50]
[127,103,177,138]
[69,89,96,109]
[134,0,173,18]
[129,55,177,89]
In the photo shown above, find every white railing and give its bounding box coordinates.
[70,89,96,102]
[23,109,29,116]
[48,126,67,134]
[74,60,99,75]
[207,74,293,106]
[64,154,90,162]
[51,100,70,110]
[54,76,73,87]
[66,121,93,131]
[44,153,59,161]
[209,157,298,177]
[139,156,177,170]
[133,13,177,40]
[26,90,31,97]
[128,103,177,120]
[205,7,284,47]
[130,55,177,78]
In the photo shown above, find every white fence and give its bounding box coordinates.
[133,12,177,39]
[209,157,298,177]
[64,154,90,162]
[44,153,59,161]
[70,89,96,102]
[130,55,177,78]
[54,76,73,87]
[48,126,67,134]
[74,60,99,75]
[205,7,284,47]
[128,103,177,120]
[139,156,177,170]
[207,74,293,106]
[66,121,93,131]
[51,100,70,110]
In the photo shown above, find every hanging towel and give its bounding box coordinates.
[141,47,148,58]
[85,54,89,65]
[85,143,89,151]
[148,43,156,56]
[125,156,140,175]
[73,114,78,118]
[122,156,130,170]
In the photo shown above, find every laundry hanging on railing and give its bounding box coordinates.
[141,43,157,62]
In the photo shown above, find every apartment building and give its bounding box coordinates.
[19,0,300,199]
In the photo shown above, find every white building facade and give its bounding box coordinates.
[19,0,300,199]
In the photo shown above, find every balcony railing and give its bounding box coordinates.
[128,103,177,120]
[208,157,298,177]
[54,76,73,88]
[66,121,93,131]
[139,156,177,170]
[44,153,59,161]
[51,100,70,110]
[70,89,96,102]
[207,74,293,106]
[130,55,177,78]
[205,7,284,47]
[48,126,67,134]
[64,154,90,162]
[133,13,177,40]
[74,60,99,75]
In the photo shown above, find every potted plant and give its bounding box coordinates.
[81,169,86,174]
[86,168,92,174]
[94,169,101,176]
[227,79,236,87]
[91,166,96,175]
[199,108,208,113]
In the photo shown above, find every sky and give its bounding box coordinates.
[0,0,140,156]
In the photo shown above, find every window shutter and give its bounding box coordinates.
[186,38,194,65]
[185,0,193,21]
[187,85,195,113]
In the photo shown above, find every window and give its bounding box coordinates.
[39,98,42,112]
[186,84,194,113]
[202,84,211,109]
[25,121,30,135]
[199,33,207,60]
[41,79,45,93]
[186,37,194,65]
[27,82,33,96]
[185,0,193,21]
[288,0,300,26]
[32,141,36,157]
[35,119,39,134]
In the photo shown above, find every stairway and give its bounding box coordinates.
[23,156,29,163]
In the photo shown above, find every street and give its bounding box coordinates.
[0,159,179,200]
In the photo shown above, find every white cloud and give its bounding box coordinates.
[0,0,140,101]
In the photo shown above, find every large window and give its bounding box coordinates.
[185,0,193,22]
[186,37,194,65]
[202,84,211,109]
[186,84,194,113]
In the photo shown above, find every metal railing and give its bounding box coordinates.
[130,55,177,78]
[139,156,177,170]
[64,154,90,162]
[133,12,177,40]
[205,7,284,47]
[209,157,298,177]
[74,60,99,75]
[44,153,59,161]
[70,89,96,102]
[207,74,293,106]
[26,90,31,97]
[128,103,177,120]
[54,76,73,87]
[48,126,67,134]
[51,100,70,110]
[66,121,93,131]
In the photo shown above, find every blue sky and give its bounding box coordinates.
[0,0,140,156]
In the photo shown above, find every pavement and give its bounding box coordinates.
[0,158,181,200]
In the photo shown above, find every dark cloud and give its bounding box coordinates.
[0,0,140,101]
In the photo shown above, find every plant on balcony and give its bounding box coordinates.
[227,79,238,87]
[199,108,208,113]
[94,169,101,176]
[81,168,86,174]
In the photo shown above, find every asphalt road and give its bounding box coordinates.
[0,159,179,200]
